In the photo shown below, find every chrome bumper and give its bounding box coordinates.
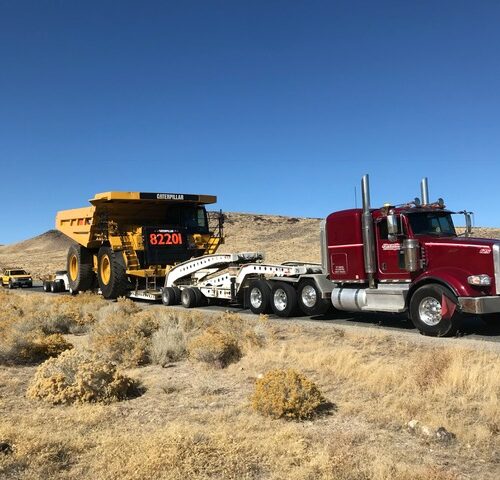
[458,296,500,314]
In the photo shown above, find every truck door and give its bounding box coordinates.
[375,218,411,281]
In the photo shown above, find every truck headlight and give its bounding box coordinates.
[467,274,491,286]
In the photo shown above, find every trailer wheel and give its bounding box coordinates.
[181,288,197,308]
[50,280,62,293]
[247,280,272,314]
[67,244,95,292]
[97,247,130,299]
[409,284,462,337]
[43,281,52,293]
[162,286,181,306]
[297,280,329,316]
[271,281,299,317]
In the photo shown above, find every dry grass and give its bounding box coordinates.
[0,290,498,479]
[251,369,329,419]
[27,349,139,405]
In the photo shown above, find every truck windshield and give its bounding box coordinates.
[165,206,208,232]
[10,270,27,275]
[408,212,456,237]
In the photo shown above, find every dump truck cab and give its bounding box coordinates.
[56,191,223,299]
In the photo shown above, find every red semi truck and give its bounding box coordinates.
[160,175,499,337]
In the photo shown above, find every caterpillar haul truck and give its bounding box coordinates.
[159,175,500,337]
[56,191,224,300]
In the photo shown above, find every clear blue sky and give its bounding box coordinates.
[1,1,499,243]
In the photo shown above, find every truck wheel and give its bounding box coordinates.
[43,281,52,293]
[247,280,272,314]
[162,286,181,306]
[8,280,14,289]
[67,244,95,292]
[409,284,462,337]
[297,279,329,316]
[50,280,60,293]
[181,288,197,308]
[271,281,299,317]
[97,247,130,299]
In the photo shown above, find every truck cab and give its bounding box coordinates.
[326,176,500,336]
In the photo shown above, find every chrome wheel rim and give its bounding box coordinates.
[301,285,317,308]
[419,297,442,326]
[274,288,288,311]
[250,287,263,309]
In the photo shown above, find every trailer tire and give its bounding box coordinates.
[271,281,299,317]
[67,244,95,292]
[162,286,181,306]
[247,280,272,314]
[50,280,63,293]
[43,281,52,293]
[297,279,329,316]
[181,288,197,308]
[97,247,130,299]
[409,284,462,337]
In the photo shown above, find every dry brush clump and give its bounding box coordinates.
[187,327,242,368]
[251,369,329,420]
[27,349,139,405]
[89,299,159,367]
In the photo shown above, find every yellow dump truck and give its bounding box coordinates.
[56,191,223,299]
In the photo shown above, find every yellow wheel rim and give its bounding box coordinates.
[69,255,79,281]
[100,255,111,285]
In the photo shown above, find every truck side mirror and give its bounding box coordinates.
[387,214,399,235]
[465,212,472,237]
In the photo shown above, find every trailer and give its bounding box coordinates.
[159,251,330,316]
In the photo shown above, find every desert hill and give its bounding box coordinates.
[0,213,499,279]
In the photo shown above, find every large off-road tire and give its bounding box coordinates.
[246,279,272,314]
[97,247,130,299]
[297,279,330,316]
[271,281,300,317]
[409,284,462,337]
[162,286,181,306]
[67,244,95,293]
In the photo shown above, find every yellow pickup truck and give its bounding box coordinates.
[1,268,33,289]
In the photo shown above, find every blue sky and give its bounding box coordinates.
[1,1,499,243]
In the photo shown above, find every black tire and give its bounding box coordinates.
[192,287,208,306]
[55,279,65,292]
[43,281,52,293]
[8,280,14,289]
[69,286,78,296]
[481,314,500,328]
[246,279,272,314]
[67,244,95,292]
[181,288,197,308]
[97,246,130,299]
[271,281,300,317]
[297,279,330,316]
[409,284,462,337]
[50,281,60,293]
[162,286,181,306]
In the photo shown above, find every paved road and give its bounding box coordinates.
[14,283,500,344]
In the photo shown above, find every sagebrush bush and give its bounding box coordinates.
[89,300,158,366]
[0,322,72,365]
[187,327,242,368]
[150,323,187,365]
[27,349,138,404]
[251,369,328,420]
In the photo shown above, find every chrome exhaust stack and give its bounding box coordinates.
[361,174,376,288]
[420,177,429,205]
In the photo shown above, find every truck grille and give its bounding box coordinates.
[494,243,500,295]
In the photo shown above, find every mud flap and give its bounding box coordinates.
[441,293,457,319]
